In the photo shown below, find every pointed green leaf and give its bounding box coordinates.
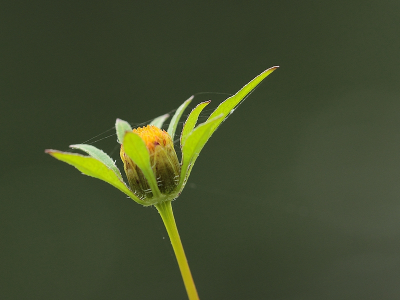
[167,96,193,140]
[150,113,170,129]
[179,115,223,188]
[116,118,133,144]
[180,100,211,148]
[178,67,278,191]
[206,66,278,135]
[69,144,123,180]
[122,132,162,197]
[45,149,146,205]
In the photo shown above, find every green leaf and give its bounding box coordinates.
[167,96,193,140]
[116,118,133,144]
[180,100,211,148]
[150,113,170,129]
[206,66,278,135]
[178,67,278,190]
[179,115,223,189]
[122,132,162,197]
[45,149,145,205]
[70,144,123,180]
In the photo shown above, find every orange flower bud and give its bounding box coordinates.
[120,125,180,200]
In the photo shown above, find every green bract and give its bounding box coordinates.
[46,67,278,206]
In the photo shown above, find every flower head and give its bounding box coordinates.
[45,67,278,206]
[120,125,180,200]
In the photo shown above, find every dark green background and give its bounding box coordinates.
[1,1,400,299]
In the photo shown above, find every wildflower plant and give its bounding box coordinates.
[46,66,278,300]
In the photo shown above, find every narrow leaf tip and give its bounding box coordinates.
[267,66,279,71]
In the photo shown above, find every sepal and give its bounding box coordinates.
[150,113,170,129]
[45,149,146,205]
[167,95,193,140]
[122,131,162,198]
[179,114,223,190]
[180,100,211,148]
[206,66,278,136]
[116,118,133,144]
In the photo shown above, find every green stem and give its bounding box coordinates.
[155,201,199,300]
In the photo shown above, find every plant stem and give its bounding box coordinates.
[155,201,199,300]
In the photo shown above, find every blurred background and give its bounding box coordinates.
[1,1,400,299]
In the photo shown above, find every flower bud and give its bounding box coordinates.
[120,125,181,200]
